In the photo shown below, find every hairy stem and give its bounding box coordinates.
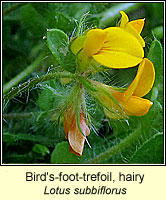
[3,71,75,102]
[3,112,35,119]
[3,53,45,94]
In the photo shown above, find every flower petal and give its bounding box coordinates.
[124,23,145,47]
[133,58,155,97]
[70,35,86,55]
[90,80,153,119]
[110,88,153,116]
[104,90,153,118]
[123,58,155,100]
[121,95,153,116]
[68,128,85,156]
[119,11,145,47]
[103,98,127,119]
[94,87,127,119]
[80,112,90,136]
[120,11,129,27]
[83,29,107,57]
[92,50,143,68]
[102,27,144,58]
[129,19,145,34]
[68,112,90,156]
[64,106,75,138]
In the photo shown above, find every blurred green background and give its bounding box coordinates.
[2,2,164,164]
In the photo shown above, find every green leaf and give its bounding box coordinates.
[49,12,76,35]
[147,39,163,107]
[152,26,163,40]
[129,133,163,164]
[37,89,55,111]
[51,141,81,163]
[149,3,164,25]
[148,39,163,88]
[32,144,50,157]
[47,28,68,63]
[37,79,69,111]
[47,29,76,73]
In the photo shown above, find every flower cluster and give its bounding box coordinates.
[63,11,155,156]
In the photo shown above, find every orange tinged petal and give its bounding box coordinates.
[121,95,153,116]
[129,19,145,34]
[68,112,90,156]
[103,88,153,118]
[102,89,153,119]
[64,106,75,138]
[120,10,145,33]
[124,23,145,47]
[80,112,90,136]
[64,107,90,156]
[68,128,85,156]
[102,94,127,119]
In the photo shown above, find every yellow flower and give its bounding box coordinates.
[64,106,90,156]
[90,58,155,119]
[71,11,146,69]
[64,11,155,156]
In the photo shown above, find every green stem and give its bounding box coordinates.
[3,71,75,102]
[3,112,35,119]
[3,53,44,94]
[85,128,141,163]
[3,3,26,17]
[99,3,143,28]
[3,132,60,147]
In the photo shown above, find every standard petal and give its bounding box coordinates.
[92,50,143,68]
[121,95,153,116]
[103,27,144,58]
[129,19,145,34]
[133,58,155,97]
[83,29,107,57]
[124,23,145,47]
[120,11,129,27]
[119,11,145,47]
